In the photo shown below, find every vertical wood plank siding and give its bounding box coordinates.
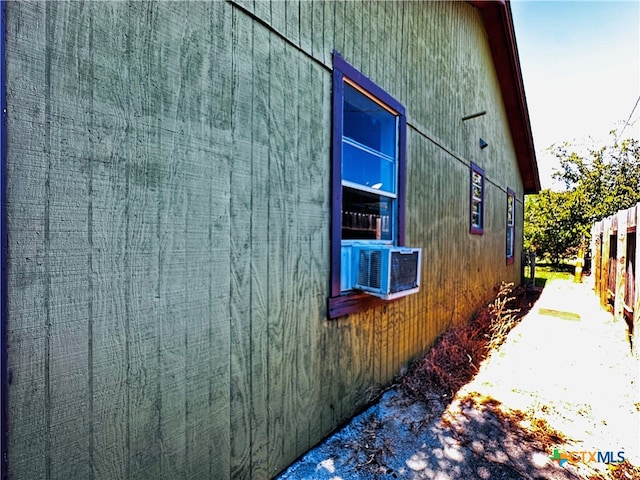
[5,1,526,478]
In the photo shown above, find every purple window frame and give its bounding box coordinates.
[506,188,516,265]
[328,52,407,319]
[470,163,485,235]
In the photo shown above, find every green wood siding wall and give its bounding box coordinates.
[5,1,526,478]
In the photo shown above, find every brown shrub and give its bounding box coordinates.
[401,283,539,403]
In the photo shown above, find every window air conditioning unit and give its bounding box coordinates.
[352,245,422,300]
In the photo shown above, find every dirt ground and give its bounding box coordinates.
[277,278,640,479]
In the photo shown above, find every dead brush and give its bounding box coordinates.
[589,461,640,480]
[401,322,488,401]
[343,414,396,475]
[486,282,522,352]
[401,282,533,404]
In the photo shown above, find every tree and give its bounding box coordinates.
[524,135,640,262]
[524,189,581,263]
[553,136,640,222]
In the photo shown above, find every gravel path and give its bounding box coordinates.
[278,278,640,479]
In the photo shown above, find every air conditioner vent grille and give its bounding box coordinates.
[351,245,421,300]
[390,251,419,293]
[357,250,381,289]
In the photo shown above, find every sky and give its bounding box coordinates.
[510,0,640,190]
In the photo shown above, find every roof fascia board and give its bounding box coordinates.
[468,0,541,193]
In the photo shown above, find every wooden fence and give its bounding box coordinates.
[591,205,640,357]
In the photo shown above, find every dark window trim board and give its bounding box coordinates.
[470,162,485,235]
[1,1,8,477]
[329,52,407,319]
[506,188,516,265]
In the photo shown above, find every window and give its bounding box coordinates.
[506,188,515,264]
[470,163,485,234]
[341,82,396,242]
[329,52,407,318]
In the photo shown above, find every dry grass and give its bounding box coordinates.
[342,414,397,477]
[282,278,639,480]
[398,282,640,479]
[285,280,639,479]
[589,462,640,480]
[401,282,539,403]
[486,282,523,352]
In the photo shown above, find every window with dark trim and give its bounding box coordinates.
[506,188,515,264]
[328,52,407,319]
[470,163,485,235]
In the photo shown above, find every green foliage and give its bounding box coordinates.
[524,190,580,263]
[524,263,574,288]
[525,135,640,261]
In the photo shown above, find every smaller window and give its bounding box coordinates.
[470,163,485,234]
[506,189,515,264]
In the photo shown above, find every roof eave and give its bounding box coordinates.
[468,0,541,194]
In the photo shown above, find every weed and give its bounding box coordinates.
[401,282,537,403]
[486,282,521,352]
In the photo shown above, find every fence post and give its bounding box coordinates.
[615,210,627,322]
[591,223,599,289]
[634,206,640,358]
[601,218,611,307]
[574,246,584,283]
[592,222,601,296]
[530,251,536,287]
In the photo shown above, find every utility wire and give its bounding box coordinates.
[615,94,640,144]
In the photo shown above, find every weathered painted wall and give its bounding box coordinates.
[5,1,527,479]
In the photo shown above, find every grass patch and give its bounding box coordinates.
[525,262,575,288]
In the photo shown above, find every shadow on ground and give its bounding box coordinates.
[290,389,582,480]
[279,285,564,479]
[278,280,640,480]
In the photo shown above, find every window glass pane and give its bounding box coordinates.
[472,174,483,201]
[471,201,482,228]
[506,228,514,258]
[342,141,395,194]
[343,83,397,158]
[507,195,514,225]
[470,165,484,233]
[472,184,482,200]
[342,187,393,241]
